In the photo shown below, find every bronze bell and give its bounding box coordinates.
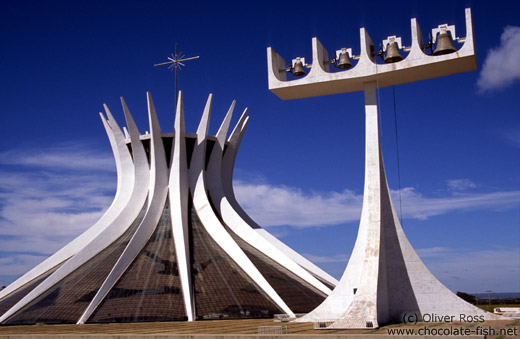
[293,60,305,76]
[384,42,403,63]
[433,32,457,56]
[337,52,352,69]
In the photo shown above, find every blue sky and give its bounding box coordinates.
[0,0,519,294]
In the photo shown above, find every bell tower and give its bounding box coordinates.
[267,8,501,328]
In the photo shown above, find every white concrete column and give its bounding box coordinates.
[297,82,382,324]
[331,81,383,328]
[168,91,195,321]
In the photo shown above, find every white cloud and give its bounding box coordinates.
[477,26,520,92]
[418,247,520,293]
[0,146,116,255]
[302,253,349,264]
[499,125,520,148]
[395,187,520,220]
[233,181,362,227]
[0,143,116,172]
[234,180,520,226]
[446,178,476,191]
[0,254,49,277]
[416,246,451,258]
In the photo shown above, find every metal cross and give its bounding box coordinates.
[154,43,200,104]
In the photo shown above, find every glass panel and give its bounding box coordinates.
[226,228,327,313]
[0,262,64,317]
[185,137,195,168]
[3,203,147,324]
[88,199,186,323]
[302,268,336,290]
[189,201,282,320]
[205,139,215,169]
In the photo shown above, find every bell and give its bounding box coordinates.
[433,32,457,56]
[292,61,305,76]
[384,42,403,63]
[337,52,352,69]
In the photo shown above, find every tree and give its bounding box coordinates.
[457,291,476,304]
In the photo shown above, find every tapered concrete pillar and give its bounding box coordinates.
[298,82,500,328]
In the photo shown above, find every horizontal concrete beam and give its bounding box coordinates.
[267,8,476,100]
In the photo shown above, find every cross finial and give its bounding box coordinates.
[154,43,200,104]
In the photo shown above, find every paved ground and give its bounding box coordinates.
[0,319,517,338]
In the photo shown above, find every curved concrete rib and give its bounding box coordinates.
[206,101,237,205]
[220,111,249,207]
[77,92,169,324]
[0,107,135,303]
[220,113,339,287]
[189,95,294,317]
[0,106,152,324]
[206,105,331,296]
[168,91,195,321]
